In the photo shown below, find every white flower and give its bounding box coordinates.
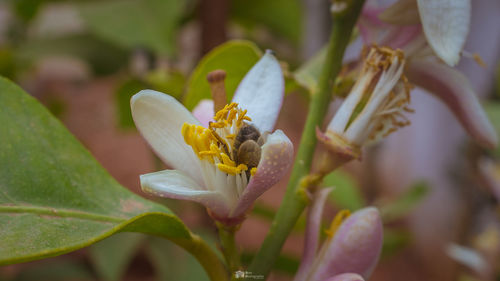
[317,46,412,163]
[130,51,294,224]
[358,0,497,149]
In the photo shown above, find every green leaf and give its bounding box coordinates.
[11,259,94,281]
[183,40,262,110]
[294,47,327,94]
[485,102,500,157]
[241,252,299,275]
[78,0,184,55]
[379,181,430,222]
[115,78,149,130]
[0,76,192,265]
[145,69,186,100]
[16,33,129,75]
[381,228,411,259]
[323,171,365,211]
[230,0,303,45]
[146,235,211,281]
[88,232,145,281]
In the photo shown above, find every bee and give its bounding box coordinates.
[232,124,265,177]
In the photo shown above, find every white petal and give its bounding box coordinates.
[231,130,294,217]
[131,90,203,184]
[417,0,471,66]
[192,99,214,128]
[141,169,231,217]
[232,50,284,132]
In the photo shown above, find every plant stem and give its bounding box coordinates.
[217,223,241,275]
[246,1,366,278]
[173,234,229,281]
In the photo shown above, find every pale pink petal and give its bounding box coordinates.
[379,0,420,25]
[141,169,231,218]
[230,130,293,217]
[417,0,470,66]
[310,207,383,280]
[294,188,332,281]
[192,99,214,128]
[131,90,204,184]
[407,60,497,149]
[232,50,284,133]
[323,273,365,281]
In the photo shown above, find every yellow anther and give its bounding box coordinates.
[325,209,351,238]
[227,108,237,123]
[209,121,226,129]
[237,164,248,171]
[243,116,252,121]
[221,153,236,167]
[199,151,217,156]
[217,163,242,175]
[236,109,248,126]
[250,167,257,176]
[226,134,236,139]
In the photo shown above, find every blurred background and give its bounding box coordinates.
[0,0,500,280]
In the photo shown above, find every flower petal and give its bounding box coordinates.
[141,169,231,217]
[310,207,383,280]
[407,60,498,149]
[379,0,420,26]
[294,188,332,281]
[417,0,470,66]
[323,273,365,281]
[192,99,214,128]
[446,244,489,276]
[230,130,293,217]
[232,50,284,133]
[131,90,204,184]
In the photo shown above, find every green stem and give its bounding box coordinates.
[173,234,229,281]
[217,223,241,276]
[246,1,366,278]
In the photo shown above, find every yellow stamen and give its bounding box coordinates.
[325,209,351,238]
[217,163,248,175]
[250,167,257,176]
[221,153,236,166]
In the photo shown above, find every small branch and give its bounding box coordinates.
[173,234,229,281]
[217,222,241,276]
[246,0,366,278]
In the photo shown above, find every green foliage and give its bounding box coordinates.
[379,181,430,222]
[323,171,365,211]
[78,0,184,56]
[5,259,94,281]
[381,228,411,259]
[0,76,193,265]
[16,33,129,76]
[485,102,500,157]
[294,47,326,94]
[230,0,303,45]
[146,235,211,281]
[115,79,149,130]
[88,233,145,281]
[183,40,262,110]
[241,252,299,275]
[145,69,186,100]
[0,48,16,79]
[11,0,45,22]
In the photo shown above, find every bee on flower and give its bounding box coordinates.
[131,51,294,225]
